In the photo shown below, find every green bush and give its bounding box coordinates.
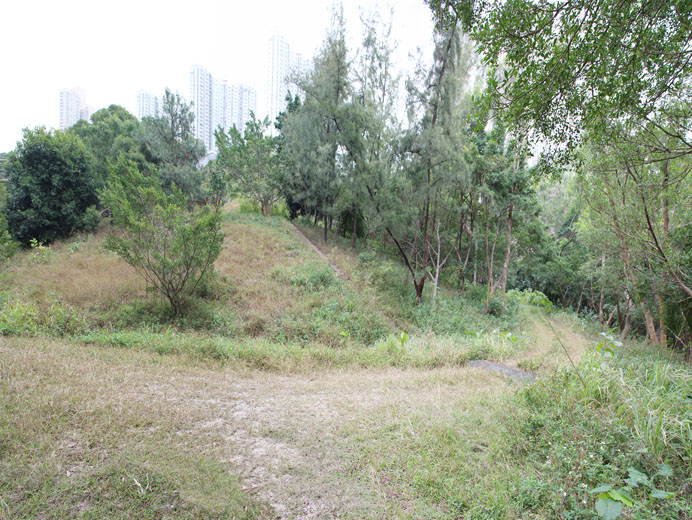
[4,127,98,245]
[0,294,89,337]
[507,288,553,308]
[81,205,101,232]
[102,159,224,317]
[499,347,692,518]
[310,291,390,345]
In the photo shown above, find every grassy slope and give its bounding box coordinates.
[0,205,690,519]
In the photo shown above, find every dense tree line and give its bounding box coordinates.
[1,1,690,347]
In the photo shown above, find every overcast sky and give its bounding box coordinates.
[0,0,435,152]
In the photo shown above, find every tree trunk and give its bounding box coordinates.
[643,304,658,343]
[599,252,606,328]
[323,214,328,243]
[657,293,667,347]
[351,203,357,250]
[498,198,513,299]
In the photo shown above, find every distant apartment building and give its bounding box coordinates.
[266,33,309,126]
[136,90,160,119]
[189,65,257,152]
[59,87,90,129]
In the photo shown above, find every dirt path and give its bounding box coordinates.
[161,368,509,518]
[291,223,346,280]
[2,339,509,519]
[513,312,593,371]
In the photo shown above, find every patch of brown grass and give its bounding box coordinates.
[215,216,321,322]
[1,229,144,311]
[0,336,509,518]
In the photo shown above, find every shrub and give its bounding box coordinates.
[4,127,98,245]
[81,205,101,232]
[102,159,224,317]
[273,262,337,292]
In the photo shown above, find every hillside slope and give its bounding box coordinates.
[0,206,690,519]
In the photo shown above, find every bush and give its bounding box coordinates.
[4,127,98,245]
[81,205,101,232]
[507,288,553,308]
[102,159,224,317]
[500,347,692,518]
[0,293,89,337]
[272,262,337,291]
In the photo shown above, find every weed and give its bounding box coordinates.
[28,238,53,264]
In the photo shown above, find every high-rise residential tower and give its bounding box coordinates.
[190,65,214,150]
[136,90,160,119]
[266,34,309,126]
[59,87,89,129]
[189,65,257,152]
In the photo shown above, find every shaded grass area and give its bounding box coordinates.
[0,337,268,519]
[73,327,524,371]
[351,343,692,519]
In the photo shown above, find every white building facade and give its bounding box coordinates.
[136,90,160,119]
[266,34,309,127]
[189,65,258,152]
[59,87,88,129]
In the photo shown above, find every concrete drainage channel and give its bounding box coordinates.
[466,360,536,382]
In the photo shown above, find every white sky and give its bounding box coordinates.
[0,0,434,152]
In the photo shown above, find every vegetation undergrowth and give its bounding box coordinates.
[0,208,530,369]
[356,341,692,519]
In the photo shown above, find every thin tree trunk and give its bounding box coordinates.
[599,252,606,328]
[498,198,513,298]
[351,203,357,250]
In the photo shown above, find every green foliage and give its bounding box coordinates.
[591,465,675,519]
[273,262,337,292]
[80,205,101,232]
[28,238,53,264]
[238,198,289,218]
[4,127,98,245]
[506,288,553,309]
[0,293,89,337]
[216,114,282,216]
[497,346,692,518]
[136,89,206,200]
[70,104,145,190]
[432,1,692,163]
[102,159,224,316]
[0,211,18,261]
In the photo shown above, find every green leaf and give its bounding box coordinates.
[591,484,612,494]
[607,489,634,506]
[650,489,674,499]
[654,464,673,478]
[626,467,651,487]
[596,498,623,519]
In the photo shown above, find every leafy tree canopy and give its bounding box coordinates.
[216,113,281,216]
[428,0,692,163]
[137,89,206,200]
[3,127,98,245]
[70,104,145,189]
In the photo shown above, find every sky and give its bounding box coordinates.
[0,0,435,152]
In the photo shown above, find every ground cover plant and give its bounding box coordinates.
[0,203,689,518]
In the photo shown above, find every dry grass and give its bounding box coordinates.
[0,229,144,311]
[215,216,313,322]
[513,311,594,372]
[293,219,362,281]
[0,335,510,519]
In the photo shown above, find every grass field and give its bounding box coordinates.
[0,205,690,519]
